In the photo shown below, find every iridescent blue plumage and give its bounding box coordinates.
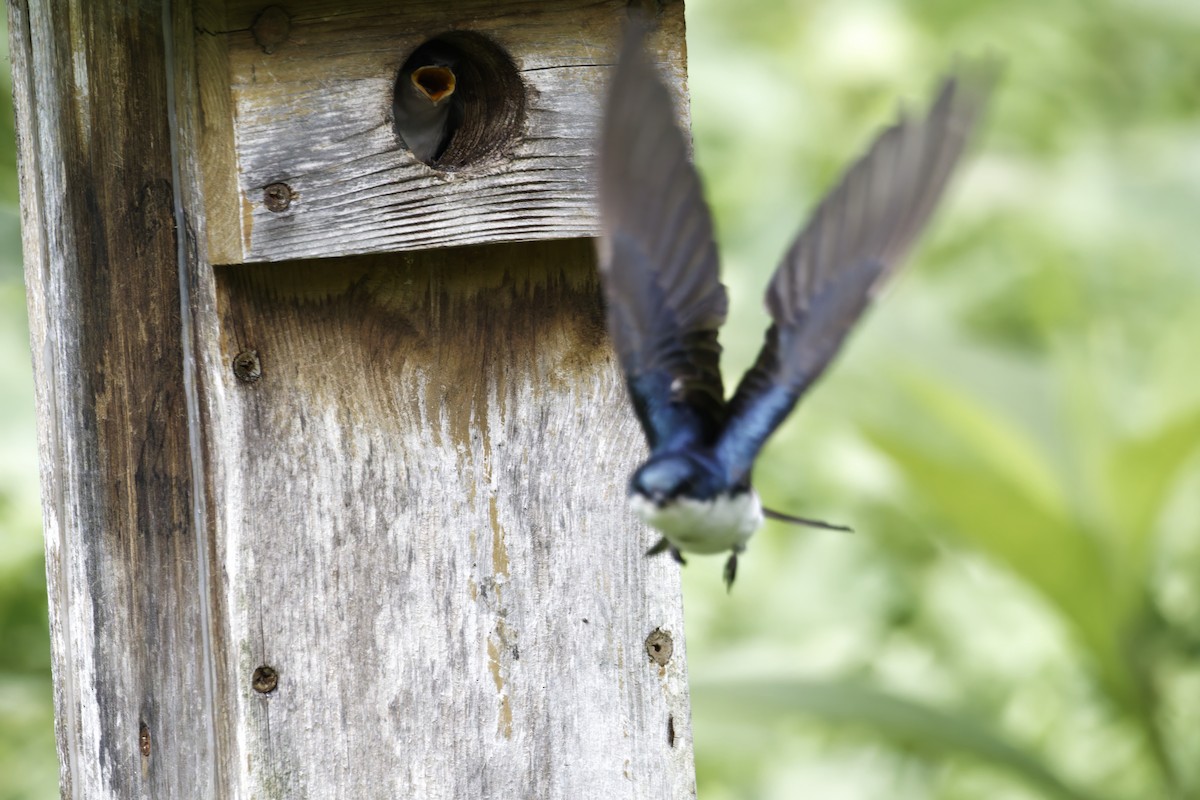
[596,25,995,587]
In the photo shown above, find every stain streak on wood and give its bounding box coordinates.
[9,0,220,795]
[196,1,244,265]
[15,0,698,795]
[213,239,695,796]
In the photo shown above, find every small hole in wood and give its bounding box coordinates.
[645,628,673,666]
[394,32,526,169]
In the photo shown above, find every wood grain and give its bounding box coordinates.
[198,0,690,264]
[208,241,695,797]
[13,0,698,795]
[8,0,219,795]
[195,0,243,266]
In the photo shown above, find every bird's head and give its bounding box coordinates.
[630,453,722,507]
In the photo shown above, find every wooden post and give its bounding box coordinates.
[10,0,696,796]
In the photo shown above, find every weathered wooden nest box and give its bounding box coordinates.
[13,0,697,796]
[201,1,689,263]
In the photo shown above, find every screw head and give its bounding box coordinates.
[263,182,293,212]
[252,6,291,54]
[232,350,262,383]
[252,665,278,694]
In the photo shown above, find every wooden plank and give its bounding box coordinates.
[198,0,689,263]
[208,241,695,797]
[194,0,243,265]
[13,0,698,793]
[7,0,220,796]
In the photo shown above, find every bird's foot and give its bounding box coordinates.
[723,546,744,592]
[645,537,670,557]
[646,537,687,565]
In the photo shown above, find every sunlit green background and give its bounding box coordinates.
[3,1,1200,798]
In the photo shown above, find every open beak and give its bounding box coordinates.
[411,65,456,104]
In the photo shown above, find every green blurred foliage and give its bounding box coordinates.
[683,0,1200,798]
[2,1,1199,799]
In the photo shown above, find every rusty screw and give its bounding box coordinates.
[232,349,262,383]
[263,182,293,212]
[645,628,673,666]
[252,665,279,694]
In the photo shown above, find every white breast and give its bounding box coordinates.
[630,491,764,555]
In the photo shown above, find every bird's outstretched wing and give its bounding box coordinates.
[716,63,997,484]
[596,27,729,454]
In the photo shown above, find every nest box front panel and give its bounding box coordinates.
[198,1,688,264]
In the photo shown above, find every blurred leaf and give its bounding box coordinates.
[684,0,1200,790]
[892,365,1067,514]
[696,679,1111,800]
[0,676,56,800]
[1104,410,1200,559]
[859,371,1126,672]
[0,556,50,675]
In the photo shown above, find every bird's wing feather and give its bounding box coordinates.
[716,63,997,484]
[597,28,728,453]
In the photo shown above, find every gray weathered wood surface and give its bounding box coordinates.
[199,0,689,265]
[8,0,223,795]
[206,244,693,797]
[13,0,698,796]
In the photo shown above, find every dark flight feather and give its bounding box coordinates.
[715,64,997,485]
[598,25,995,511]
[597,27,728,453]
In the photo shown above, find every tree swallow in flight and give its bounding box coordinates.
[596,29,995,589]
